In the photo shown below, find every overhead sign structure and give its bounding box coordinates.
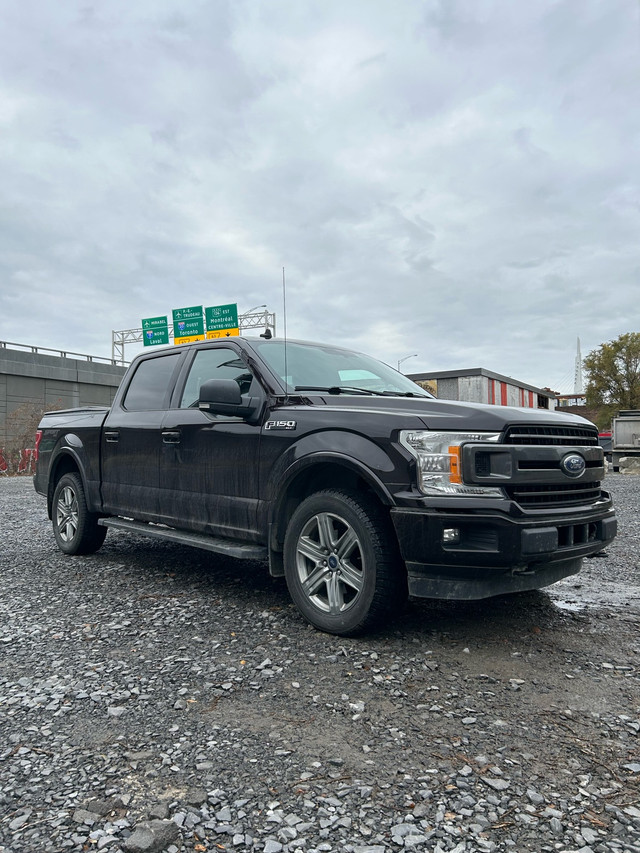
[205,303,239,339]
[141,315,169,347]
[172,306,205,345]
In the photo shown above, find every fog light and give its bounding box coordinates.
[442,527,461,544]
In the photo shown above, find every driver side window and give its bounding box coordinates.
[179,347,258,409]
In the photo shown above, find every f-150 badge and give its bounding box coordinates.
[265,420,297,430]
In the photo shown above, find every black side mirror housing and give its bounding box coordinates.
[198,379,258,419]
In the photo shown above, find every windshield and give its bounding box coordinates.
[250,340,432,397]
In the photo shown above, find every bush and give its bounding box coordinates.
[1,400,64,475]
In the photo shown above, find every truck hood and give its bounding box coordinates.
[310,394,595,432]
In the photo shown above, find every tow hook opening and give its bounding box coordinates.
[511,565,536,577]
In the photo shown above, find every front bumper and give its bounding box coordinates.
[390,499,617,600]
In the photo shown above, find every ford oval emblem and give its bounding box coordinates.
[561,453,586,478]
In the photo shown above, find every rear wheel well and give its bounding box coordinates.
[269,462,391,576]
[47,454,82,517]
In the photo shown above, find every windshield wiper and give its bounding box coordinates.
[379,390,430,398]
[293,385,430,398]
[294,385,387,396]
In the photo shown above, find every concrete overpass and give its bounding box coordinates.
[0,341,127,450]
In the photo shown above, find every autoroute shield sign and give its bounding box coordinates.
[141,315,169,346]
[205,303,239,339]
[172,306,205,345]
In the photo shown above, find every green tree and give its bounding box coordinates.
[584,332,640,428]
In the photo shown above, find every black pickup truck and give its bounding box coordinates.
[34,337,617,635]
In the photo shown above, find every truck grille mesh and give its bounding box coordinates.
[503,425,602,507]
[505,481,602,508]
[504,425,599,446]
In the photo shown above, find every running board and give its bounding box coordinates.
[98,517,268,560]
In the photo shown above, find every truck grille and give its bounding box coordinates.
[504,425,599,446]
[505,481,602,508]
[502,425,602,507]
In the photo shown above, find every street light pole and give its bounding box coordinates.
[397,353,418,373]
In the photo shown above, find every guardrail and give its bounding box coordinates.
[0,340,124,367]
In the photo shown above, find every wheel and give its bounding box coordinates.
[283,489,406,636]
[52,473,107,555]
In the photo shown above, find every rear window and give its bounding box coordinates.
[123,353,181,411]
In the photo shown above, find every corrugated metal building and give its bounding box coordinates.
[407,368,556,409]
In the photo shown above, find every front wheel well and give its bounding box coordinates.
[268,461,391,575]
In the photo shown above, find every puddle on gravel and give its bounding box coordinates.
[548,578,640,613]
[550,598,588,613]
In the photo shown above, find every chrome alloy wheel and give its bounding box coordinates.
[55,485,79,543]
[294,511,365,614]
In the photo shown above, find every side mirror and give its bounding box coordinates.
[198,379,258,418]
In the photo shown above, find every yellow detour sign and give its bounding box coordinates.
[206,328,240,339]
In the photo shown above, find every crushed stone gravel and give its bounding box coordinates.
[0,474,638,853]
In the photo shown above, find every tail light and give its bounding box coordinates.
[34,429,43,462]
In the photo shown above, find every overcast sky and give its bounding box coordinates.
[0,0,638,392]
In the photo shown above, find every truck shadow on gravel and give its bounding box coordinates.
[96,532,584,643]
[402,589,572,634]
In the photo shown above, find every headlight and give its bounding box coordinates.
[399,430,504,497]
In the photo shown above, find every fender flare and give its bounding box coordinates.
[47,446,90,517]
[268,450,395,529]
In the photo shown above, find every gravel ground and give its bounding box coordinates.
[0,474,638,853]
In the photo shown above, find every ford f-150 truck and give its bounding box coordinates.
[34,337,617,635]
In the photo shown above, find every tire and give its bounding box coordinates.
[52,473,107,555]
[283,489,406,636]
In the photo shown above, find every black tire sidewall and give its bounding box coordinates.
[52,473,105,555]
[283,490,386,635]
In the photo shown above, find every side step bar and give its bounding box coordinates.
[98,517,268,561]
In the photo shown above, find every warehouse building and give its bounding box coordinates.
[407,367,557,409]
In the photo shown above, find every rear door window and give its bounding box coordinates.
[122,352,182,411]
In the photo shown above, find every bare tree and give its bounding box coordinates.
[2,400,64,475]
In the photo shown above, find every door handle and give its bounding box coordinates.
[104,431,120,443]
[162,430,181,444]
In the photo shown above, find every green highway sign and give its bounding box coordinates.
[172,306,205,344]
[141,315,169,347]
[205,303,239,338]
[172,305,203,322]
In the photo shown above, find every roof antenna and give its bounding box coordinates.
[282,266,289,397]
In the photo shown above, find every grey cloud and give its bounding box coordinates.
[0,0,637,388]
